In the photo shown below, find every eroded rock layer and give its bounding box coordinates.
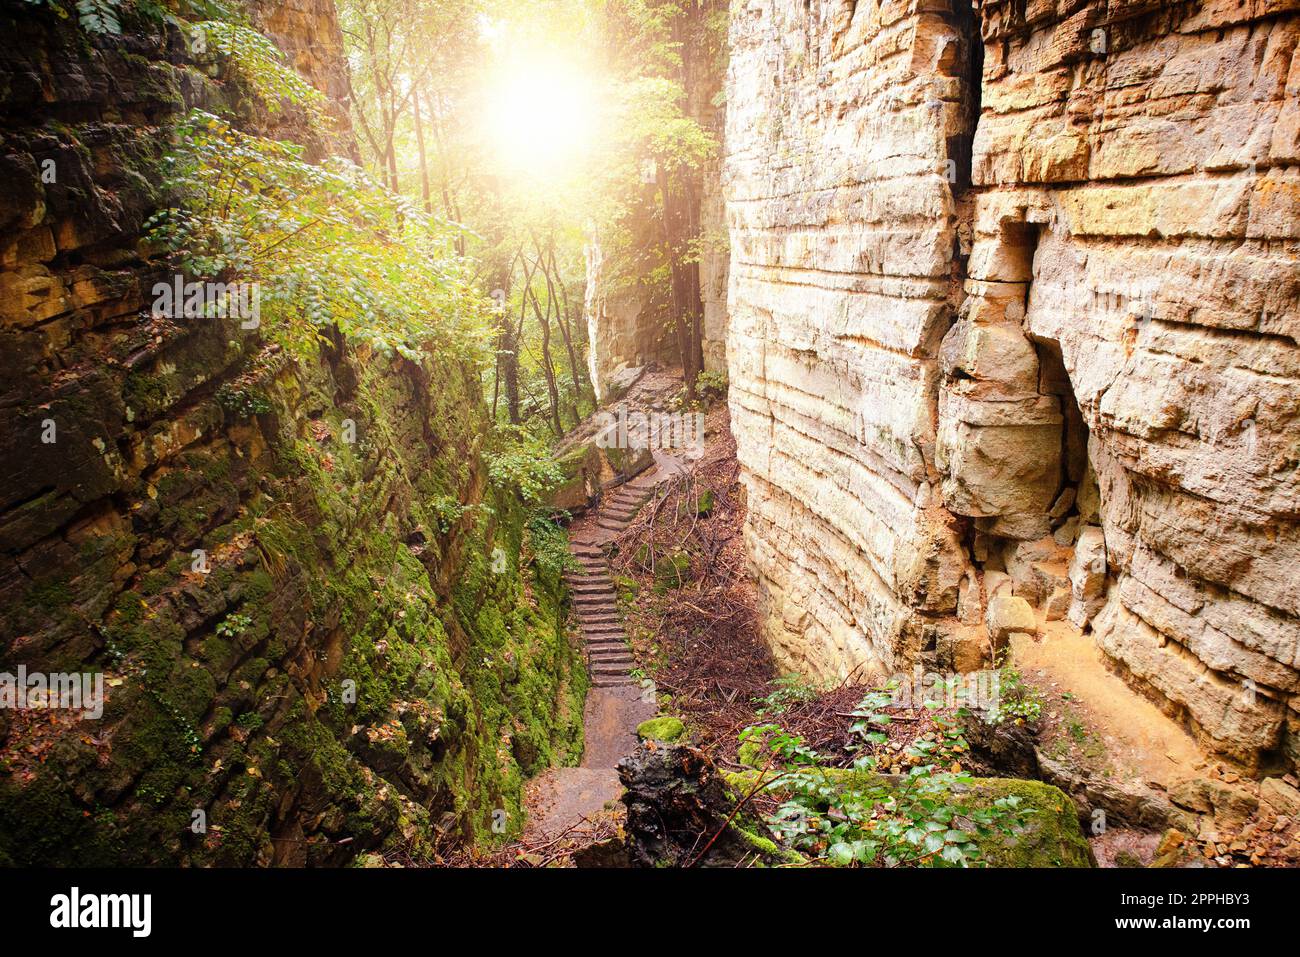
[725,0,1299,770]
[726,0,980,678]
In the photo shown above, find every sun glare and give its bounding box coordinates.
[483,55,600,180]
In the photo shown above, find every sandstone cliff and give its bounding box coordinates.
[725,0,1299,772]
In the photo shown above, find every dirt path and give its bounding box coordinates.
[1012,622,1205,792]
[520,468,670,844]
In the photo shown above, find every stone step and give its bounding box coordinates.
[568,583,612,593]
[592,677,637,689]
[582,628,625,640]
[588,643,631,656]
[590,650,634,665]
[591,662,634,676]
[591,652,632,663]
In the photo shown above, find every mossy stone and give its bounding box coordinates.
[637,716,686,743]
[724,768,1095,868]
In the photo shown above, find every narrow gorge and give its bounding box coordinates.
[1,0,1298,884]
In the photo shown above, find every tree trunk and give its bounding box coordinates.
[411,87,433,214]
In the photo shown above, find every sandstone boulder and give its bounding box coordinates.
[986,592,1038,647]
[1260,777,1300,817]
[1068,525,1108,628]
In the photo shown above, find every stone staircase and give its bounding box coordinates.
[566,475,662,688]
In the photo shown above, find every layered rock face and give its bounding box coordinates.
[726,0,980,678]
[583,229,666,400]
[0,5,582,865]
[726,0,1299,770]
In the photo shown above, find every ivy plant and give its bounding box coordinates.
[740,694,1032,868]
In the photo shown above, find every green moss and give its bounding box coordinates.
[731,817,804,866]
[653,550,692,593]
[1,320,583,865]
[637,716,686,743]
[967,777,1095,868]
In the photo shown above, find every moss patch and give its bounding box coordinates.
[637,716,686,743]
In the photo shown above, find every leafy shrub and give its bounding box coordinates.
[696,369,727,398]
[984,661,1043,725]
[215,612,252,639]
[485,426,565,504]
[526,512,576,578]
[148,111,489,363]
[739,693,1031,867]
[752,674,818,717]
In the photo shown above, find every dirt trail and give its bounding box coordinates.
[1012,622,1204,791]
[521,466,675,843]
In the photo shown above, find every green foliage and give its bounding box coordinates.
[75,0,123,34]
[526,511,576,579]
[985,661,1044,726]
[193,20,328,115]
[23,0,127,35]
[215,612,252,639]
[752,674,818,717]
[25,0,232,38]
[148,111,492,363]
[696,369,727,398]
[427,495,469,534]
[216,384,272,419]
[740,695,1032,867]
[485,426,565,504]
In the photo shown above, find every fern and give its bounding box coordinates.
[76,0,122,34]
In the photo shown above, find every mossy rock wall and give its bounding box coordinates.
[0,4,584,866]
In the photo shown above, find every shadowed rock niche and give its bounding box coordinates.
[938,217,1102,664]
